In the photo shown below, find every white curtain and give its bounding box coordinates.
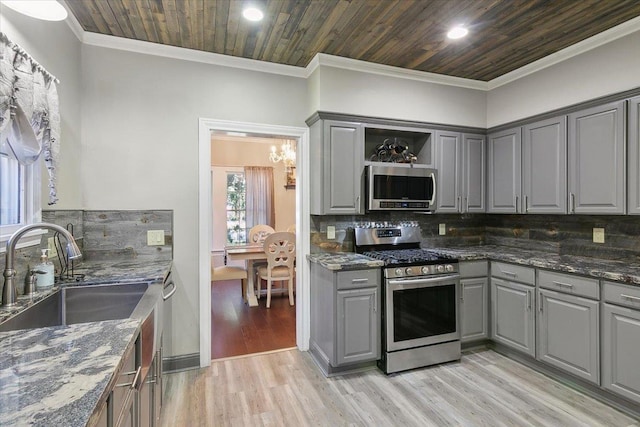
[0,32,60,205]
[244,166,275,229]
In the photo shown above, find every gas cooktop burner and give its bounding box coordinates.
[362,249,452,265]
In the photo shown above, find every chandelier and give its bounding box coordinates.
[269,140,296,167]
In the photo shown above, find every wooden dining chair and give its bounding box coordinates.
[248,224,275,244]
[257,232,296,308]
[286,224,296,234]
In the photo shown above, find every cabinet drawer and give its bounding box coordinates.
[336,269,380,290]
[459,261,488,278]
[491,261,535,285]
[603,281,640,309]
[538,270,599,300]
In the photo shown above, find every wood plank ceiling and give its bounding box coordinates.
[65,0,640,81]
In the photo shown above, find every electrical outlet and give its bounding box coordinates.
[47,237,57,257]
[327,225,336,240]
[593,228,605,244]
[147,230,165,246]
[439,223,446,236]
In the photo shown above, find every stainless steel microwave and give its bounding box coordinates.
[365,164,436,211]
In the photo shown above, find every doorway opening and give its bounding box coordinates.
[210,134,296,359]
[198,118,310,368]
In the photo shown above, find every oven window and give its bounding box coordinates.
[393,283,456,341]
[373,175,433,200]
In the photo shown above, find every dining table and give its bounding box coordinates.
[224,244,267,307]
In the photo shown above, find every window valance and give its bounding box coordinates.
[0,32,60,205]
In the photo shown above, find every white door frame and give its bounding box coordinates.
[198,118,310,367]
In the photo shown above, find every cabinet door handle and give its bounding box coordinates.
[539,292,543,312]
[163,280,177,301]
[457,196,462,213]
[552,281,574,289]
[351,278,369,283]
[515,196,519,213]
[465,197,469,213]
[570,192,575,214]
[373,292,377,313]
[621,294,640,303]
[527,290,531,310]
[502,270,517,277]
[525,195,529,213]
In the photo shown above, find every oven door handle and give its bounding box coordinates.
[388,274,459,288]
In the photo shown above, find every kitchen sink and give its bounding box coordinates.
[0,282,150,332]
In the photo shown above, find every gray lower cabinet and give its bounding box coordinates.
[487,127,522,213]
[568,100,625,214]
[536,289,599,384]
[522,116,567,214]
[435,131,485,213]
[460,277,489,342]
[337,287,379,365]
[491,277,535,357]
[628,95,640,214]
[310,264,380,375]
[309,119,364,215]
[602,281,640,404]
[460,260,489,343]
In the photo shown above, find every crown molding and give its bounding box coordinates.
[488,15,640,90]
[81,32,308,78]
[60,0,84,42]
[306,53,489,91]
[58,7,640,92]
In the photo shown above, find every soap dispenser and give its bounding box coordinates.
[35,249,55,290]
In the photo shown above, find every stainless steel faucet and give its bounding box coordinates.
[2,223,82,307]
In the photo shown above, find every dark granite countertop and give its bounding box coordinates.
[307,253,385,270]
[425,245,640,286]
[0,258,172,426]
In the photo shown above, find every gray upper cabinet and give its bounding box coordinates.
[522,116,567,214]
[568,101,625,214]
[435,131,462,213]
[628,96,640,214]
[463,133,486,213]
[487,127,522,213]
[310,120,364,215]
[435,131,485,213]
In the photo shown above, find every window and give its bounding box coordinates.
[0,133,41,250]
[226,172,246,245]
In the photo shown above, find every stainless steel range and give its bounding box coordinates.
[355,222,461,374]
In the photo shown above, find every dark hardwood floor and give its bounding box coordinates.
[211,278,296,360]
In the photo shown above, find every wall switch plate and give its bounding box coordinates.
[47,237,57,257]
[327,225,336,240]
[147,230,165,246]
[593,228,605,244]
[439,223,446,236]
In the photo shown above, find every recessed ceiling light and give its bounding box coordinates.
[1,0,68,21]
[242,6,264,22]
[447,26,469,40]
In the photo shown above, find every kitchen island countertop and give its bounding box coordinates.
[0,258,172,426]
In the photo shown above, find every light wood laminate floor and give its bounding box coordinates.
[160,349,639,426]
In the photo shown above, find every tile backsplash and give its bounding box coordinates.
[0,210,173,294]
[311,212,640,261]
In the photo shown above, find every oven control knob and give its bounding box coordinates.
[436,265,445,273]
[405,267,413,275]
[395,268,404,277]
[421,266,430,274]
[445,264,454,272]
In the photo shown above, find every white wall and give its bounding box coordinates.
[0,6,82,209]
[79,45,308,357]
[487,29,640,127]
[313,66,487,128]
